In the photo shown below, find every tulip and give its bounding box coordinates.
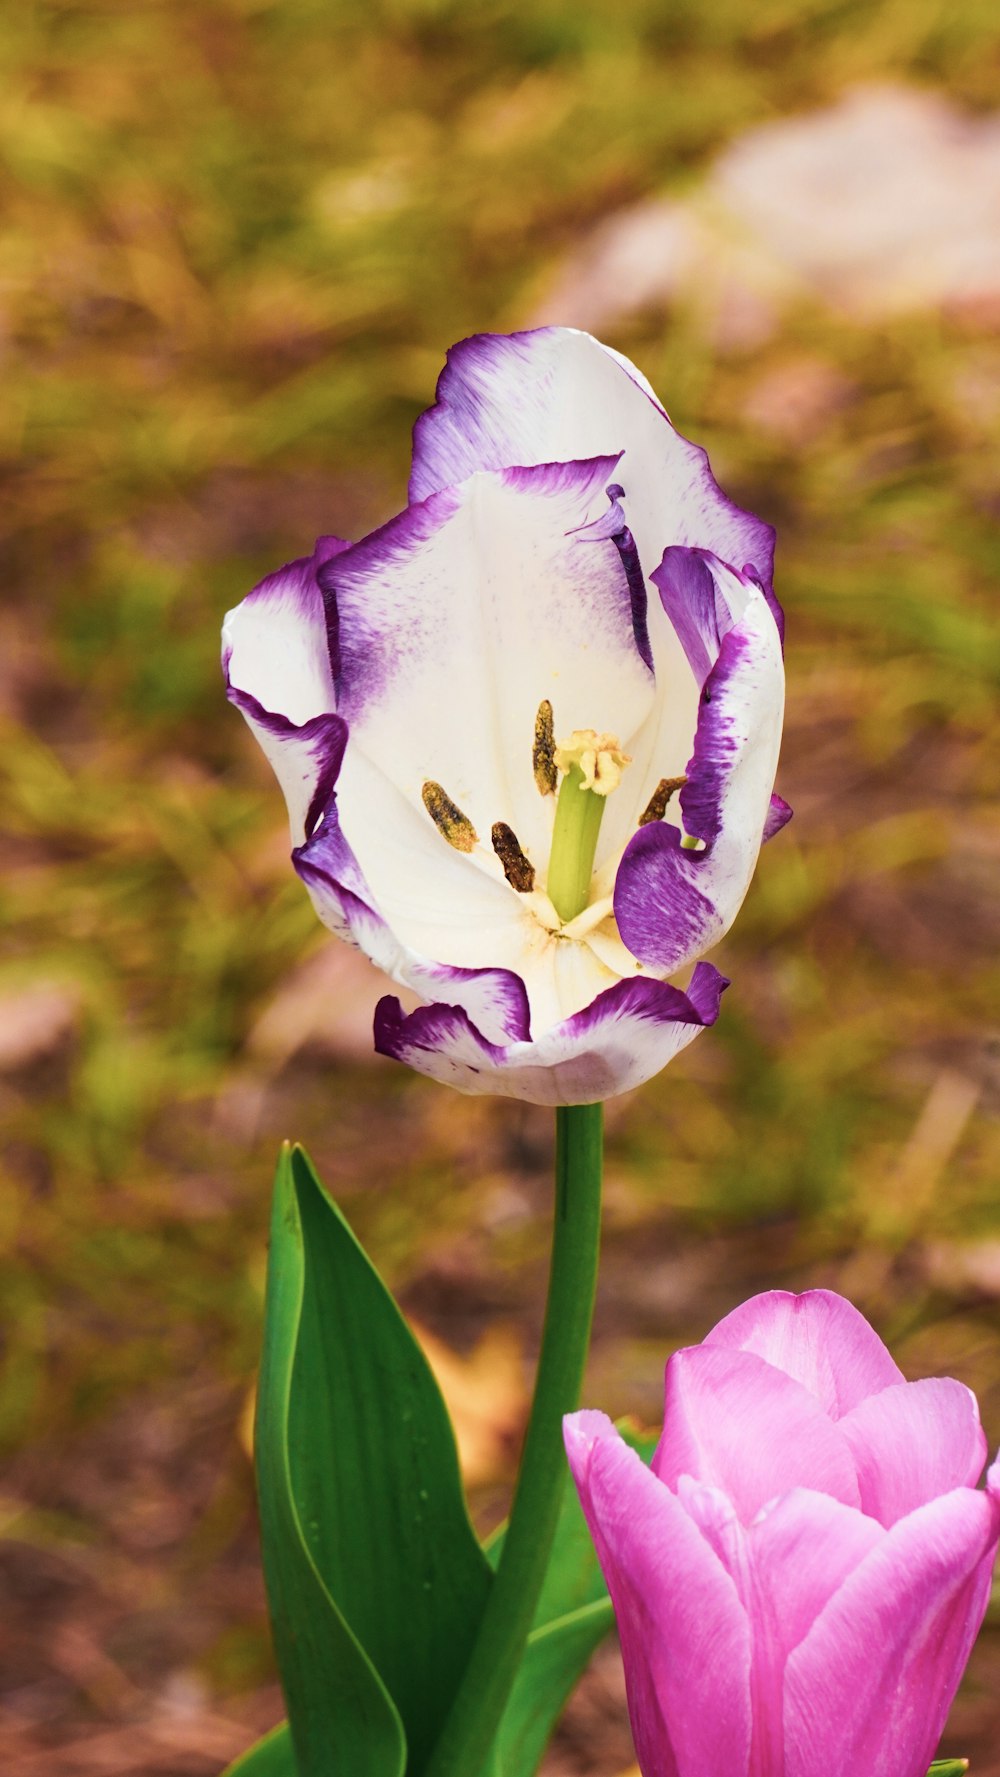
[223,327,788,1103]
[565,1289,1000,1777]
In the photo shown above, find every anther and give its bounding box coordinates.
[491,823,535,892]
[638,775,688,826]
[533,700,557,796]
[421,781,478,852]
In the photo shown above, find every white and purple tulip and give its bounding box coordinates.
[222,328,789,1104]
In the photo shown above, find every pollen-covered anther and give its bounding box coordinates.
[638,775,688,826]
[533,699,557,796]
[554,729,631,797]
[421,780,478,852]
[491,822,535,892]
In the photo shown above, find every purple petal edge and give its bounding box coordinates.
[614,818,720,976]
[762,793,793,842]
[316,485,464,701]
[226,686,347,841]
[743,561,785,649]
[373,963,729,1104]
[615,594,783,973]
[409,328,777,592]
[573,482,654,672]
[318,453,636,717]
[240,534,350,613]
[654,545,736,688]
[293,788,532,1044]
[680,625,757,848]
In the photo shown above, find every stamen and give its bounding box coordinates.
[421,781,478,852]
[533,700,557,796]
[638,775,688,826]
[491,822,535,892]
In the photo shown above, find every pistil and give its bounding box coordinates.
[546,730,630,923]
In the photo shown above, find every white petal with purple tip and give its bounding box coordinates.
[615,566,784,975]
[222,537,348,843]
[374,964,728,1106]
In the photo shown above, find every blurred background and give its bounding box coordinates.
[2,1,999,1772]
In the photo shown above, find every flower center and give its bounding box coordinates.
[546,729,631,923]
[419,716,633,926]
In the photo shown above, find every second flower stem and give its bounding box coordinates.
[424,1101,604,1777]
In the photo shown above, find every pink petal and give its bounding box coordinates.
[564,1411,752,1777]
[703,1289,903,1418]
[745,1490,884,1777]
[839,1378,987,1527]
[652,1347,860,1522]
[784,1487,1000,1777]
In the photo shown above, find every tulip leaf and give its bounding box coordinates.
[927,1763,969,1776]
[483,1422,657,1777]
[255,1144,404,1777]
[250,1172,653,1777]
[256,1143,493,1777]
[220,1722,296,1776]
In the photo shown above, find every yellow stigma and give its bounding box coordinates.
[553,729,631,797]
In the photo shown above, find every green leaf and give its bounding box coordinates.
[489,1599,612,1777]
[927,1763,969,1776]
[255,1145,404,1777]
[484,1422,657,1777]
[249,1241,649,1777]
[220,1722,296,1777]
[258,1144,493,1777]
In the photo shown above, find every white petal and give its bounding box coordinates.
[325,457,656,883]
[222,539,347,843]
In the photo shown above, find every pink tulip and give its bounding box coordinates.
[564,1290,999,1777]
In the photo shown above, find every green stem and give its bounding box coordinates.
[424,1102,604,1777]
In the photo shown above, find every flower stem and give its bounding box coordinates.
[425,1102,604,1777]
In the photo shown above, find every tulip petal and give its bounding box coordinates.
[653,544,741,689]
[702,1290,904,1418]
[564,1410,752,1777]
[409,328,775,597]
[613,580,785,974]
[743,1489,885,1776]
[839,1378,987,1527]
[222,537,348,843]
[784,1487,1000,1777]
[653,1348,861,1522]
[293,790,532,1047]
[373,963,727,1106]
[320,457,656,886]
[409,334,784,894]
[763,792,793,842]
